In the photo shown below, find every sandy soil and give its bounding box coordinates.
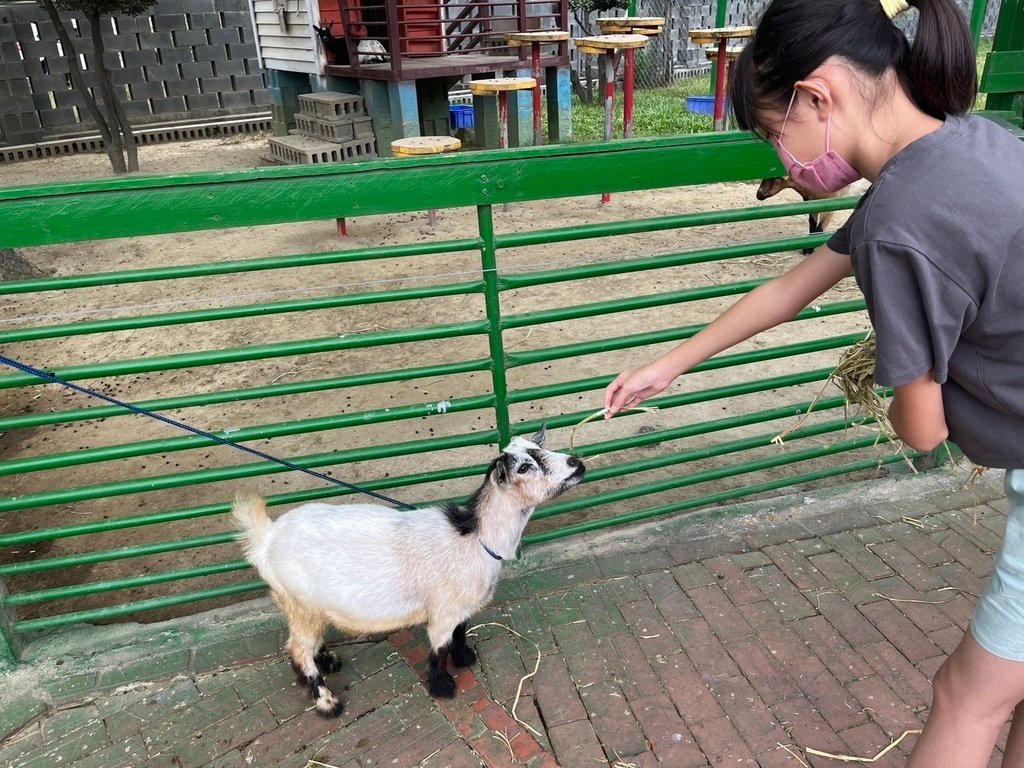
[0,134,877,625]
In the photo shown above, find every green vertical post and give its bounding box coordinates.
[708,0,730,96]
[628,0,637,16]
[0,583,21,666]
[985,0,1024,112]
[478,205,512,448]
[970,0,988,48]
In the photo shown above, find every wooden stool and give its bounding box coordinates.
[468,77,537,151]
[391,136,462,226]
[688,26,756,131]
[574,35,648,142]
[504,31,570,146]
[574,34,648,203]
[596,16,664,37]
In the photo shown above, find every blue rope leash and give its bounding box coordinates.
[0,353,416,511]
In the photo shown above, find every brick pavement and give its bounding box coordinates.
[0,468,1012,767]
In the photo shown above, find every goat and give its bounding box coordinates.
[312,21,387,66]
[756,176,852,255]
[232,426,585,718]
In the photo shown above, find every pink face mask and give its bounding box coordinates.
[771,91,861,195]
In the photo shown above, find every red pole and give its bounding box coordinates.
[713,37,727,131]
[531,42,543,146]
[336,217,348,237]
[623,47,636,139]
[602,51,615,204]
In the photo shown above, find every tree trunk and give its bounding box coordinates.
[89,10,139,171]
[37,0,125,173]
[570,67,588,102]
[87,9,129,173]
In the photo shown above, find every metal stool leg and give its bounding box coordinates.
[499,91,512,212]
[531,42,543,146]
[602,51,616,204]
[713,38,728,131]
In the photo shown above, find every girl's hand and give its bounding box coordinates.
[604,363,674,418]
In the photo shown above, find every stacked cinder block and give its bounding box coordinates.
[267,92,376,165]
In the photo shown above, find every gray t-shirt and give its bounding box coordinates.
[828,115,1024,468]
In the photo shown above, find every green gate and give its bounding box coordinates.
[0,133,898,664]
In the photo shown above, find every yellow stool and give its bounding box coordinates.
[596,16,665,36]
[573,35,648,141]
[391,136,462,226]
[504,31,571,146]
[468,77,537,151]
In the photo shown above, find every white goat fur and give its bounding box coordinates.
[232,429,584,716]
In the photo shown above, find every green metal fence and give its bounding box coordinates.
[0,133,898,664]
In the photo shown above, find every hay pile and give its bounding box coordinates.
[775,332,986,485]
[774,331,899,449]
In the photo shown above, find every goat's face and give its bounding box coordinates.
[488,426,585,509]
[756,177,788,201]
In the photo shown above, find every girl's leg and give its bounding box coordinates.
[907,631,1024,768]
[1000,702,1024,765]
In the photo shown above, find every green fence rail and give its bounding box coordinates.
[0,132,890,664]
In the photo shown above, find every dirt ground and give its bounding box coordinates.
[0,134,878,626]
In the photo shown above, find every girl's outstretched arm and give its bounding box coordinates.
[605,245,853,417]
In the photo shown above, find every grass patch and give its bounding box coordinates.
[570,74,714,141]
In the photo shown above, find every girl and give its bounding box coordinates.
[604,1,1024,765]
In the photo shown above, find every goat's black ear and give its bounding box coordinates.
[531,423,547,448]
[492,454,510,485]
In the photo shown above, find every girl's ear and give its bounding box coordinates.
[794,78,834,119]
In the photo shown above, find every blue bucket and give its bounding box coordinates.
[449,105,474,130]
[685,96,717,115]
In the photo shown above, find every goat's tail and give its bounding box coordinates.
[231,493,273,565]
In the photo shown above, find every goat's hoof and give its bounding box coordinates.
[800,248,814,255]
[315,647,343,675]
[451,645,477,668]
[314,693,345,718]
[428,672,457,699]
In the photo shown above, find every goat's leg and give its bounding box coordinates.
[803,213,824,255]
[426,618,463,698]
[450,620,477,668]
[281,605,344,718]
[314,644,343,675]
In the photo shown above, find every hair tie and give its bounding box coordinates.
[880,0,911,18]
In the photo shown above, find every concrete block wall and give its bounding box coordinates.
[0,0,270,146]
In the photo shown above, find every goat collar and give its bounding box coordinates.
[479,539,504,561]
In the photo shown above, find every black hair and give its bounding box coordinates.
[731,0,977,133]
